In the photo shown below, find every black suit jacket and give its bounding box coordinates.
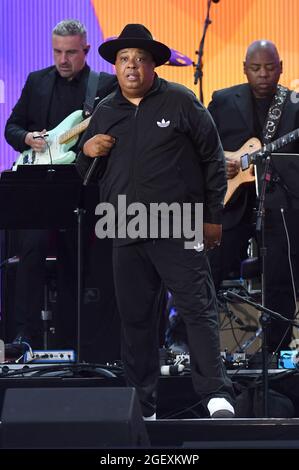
[4,65,117,153]
[208,83,299,229]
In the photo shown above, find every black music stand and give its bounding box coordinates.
[0,164,99,362]
[256,153,299,210]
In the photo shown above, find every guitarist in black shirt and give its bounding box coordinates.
[207,40,299,352]
[4,19,117,348]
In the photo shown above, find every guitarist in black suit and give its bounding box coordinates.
[4,19,117,348]
[207,40,299,352]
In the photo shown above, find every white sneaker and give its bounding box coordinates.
[207,398,235,418]
[143,413,156,421]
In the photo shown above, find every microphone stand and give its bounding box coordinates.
[194,0,215,103]
[73,115,125,362]
[253,152,271,416]
[256,152,272,307]
[256,150,287,417]
[74,200,85,364]
[74,155,101,363]
[225,290,299,417]
[235,150,293,416]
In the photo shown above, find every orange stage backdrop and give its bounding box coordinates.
[92,0,299,105]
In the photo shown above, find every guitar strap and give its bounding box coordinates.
[262,84,288,144]
[83,70,100,117]
[255,85,289,198]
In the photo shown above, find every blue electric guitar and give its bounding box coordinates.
[13,110,91,169]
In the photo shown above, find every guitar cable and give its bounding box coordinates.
[280,207,298,319]
[33,134,53,165]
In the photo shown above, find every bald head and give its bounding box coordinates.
[243,40,282,99]
[245,40,280,63]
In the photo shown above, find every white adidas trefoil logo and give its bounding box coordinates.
[157,118,170,128]
[193,242,204,252]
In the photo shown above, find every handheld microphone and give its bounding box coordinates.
[160,364,185,376]
[81,114,129,186]
[83,156,100,186]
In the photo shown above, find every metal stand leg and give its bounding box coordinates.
[41,284,52,350]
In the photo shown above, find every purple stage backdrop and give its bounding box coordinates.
[0,0,113,172]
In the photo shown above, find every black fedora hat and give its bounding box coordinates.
[98,24,171,67]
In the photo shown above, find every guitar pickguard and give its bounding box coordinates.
[13,110,88,169]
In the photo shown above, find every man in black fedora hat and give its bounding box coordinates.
[77,23,235,419]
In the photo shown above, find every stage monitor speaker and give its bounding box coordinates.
[1,387,150,448]
[146,418,299,448]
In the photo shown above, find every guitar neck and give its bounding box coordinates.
[59,116,91,144]
[249,128,299,164]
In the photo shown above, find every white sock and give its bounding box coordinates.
[143,413,156,421]
[207,398,235,416]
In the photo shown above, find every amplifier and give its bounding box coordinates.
[24,349,76,363]
[0,363,64,376]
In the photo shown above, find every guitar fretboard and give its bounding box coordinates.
[249,128,299,164]
[59,116,91,145]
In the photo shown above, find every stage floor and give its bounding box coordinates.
[0,364,299,449]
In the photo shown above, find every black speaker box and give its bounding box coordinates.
[1,387,149,448]
[146,418,299,448]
